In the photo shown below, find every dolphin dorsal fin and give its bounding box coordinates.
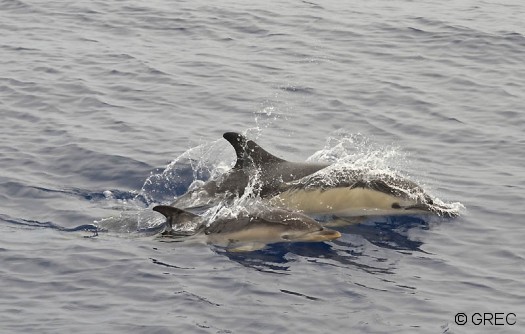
[153,205,198,221]
[223,132,285,169]
[153,205,199,234]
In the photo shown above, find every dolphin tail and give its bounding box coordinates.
[152,205,199,235]
[223,132,285,169]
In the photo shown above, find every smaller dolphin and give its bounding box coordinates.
[153,205,341,252]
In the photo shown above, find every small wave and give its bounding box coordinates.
[27,186,140,203]
[0,214,99,236]
[0,0,30,11]
[94,209,165,235]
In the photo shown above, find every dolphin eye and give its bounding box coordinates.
[281,234,290,240]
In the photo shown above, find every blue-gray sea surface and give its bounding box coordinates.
[1,0,524,333]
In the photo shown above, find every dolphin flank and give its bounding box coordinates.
[270,166,455,216]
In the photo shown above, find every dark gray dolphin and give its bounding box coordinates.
[173,132,458,217]
[153,205,341,251]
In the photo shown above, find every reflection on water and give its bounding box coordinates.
[1,141,455,278]
[217,214,443,273]
[337,215,429,251]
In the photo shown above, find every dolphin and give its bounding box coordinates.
[173,132,457,218]
[152,205,341,252]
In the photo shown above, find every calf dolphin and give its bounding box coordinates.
[173,132,458,217]
[153,205,341,252]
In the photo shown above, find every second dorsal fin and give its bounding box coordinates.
[153,205,199,234]
[223,132,285,169]
[153,205,198,220]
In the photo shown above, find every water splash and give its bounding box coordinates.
[94,132,255,233]
[306,131,464,215]
[307,130,407,171]
[135,137,239,206]
[201,167,266,225]
[94,130,464,235]
[254,104,287,133]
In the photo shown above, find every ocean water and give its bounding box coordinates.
[1,0,524,333]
